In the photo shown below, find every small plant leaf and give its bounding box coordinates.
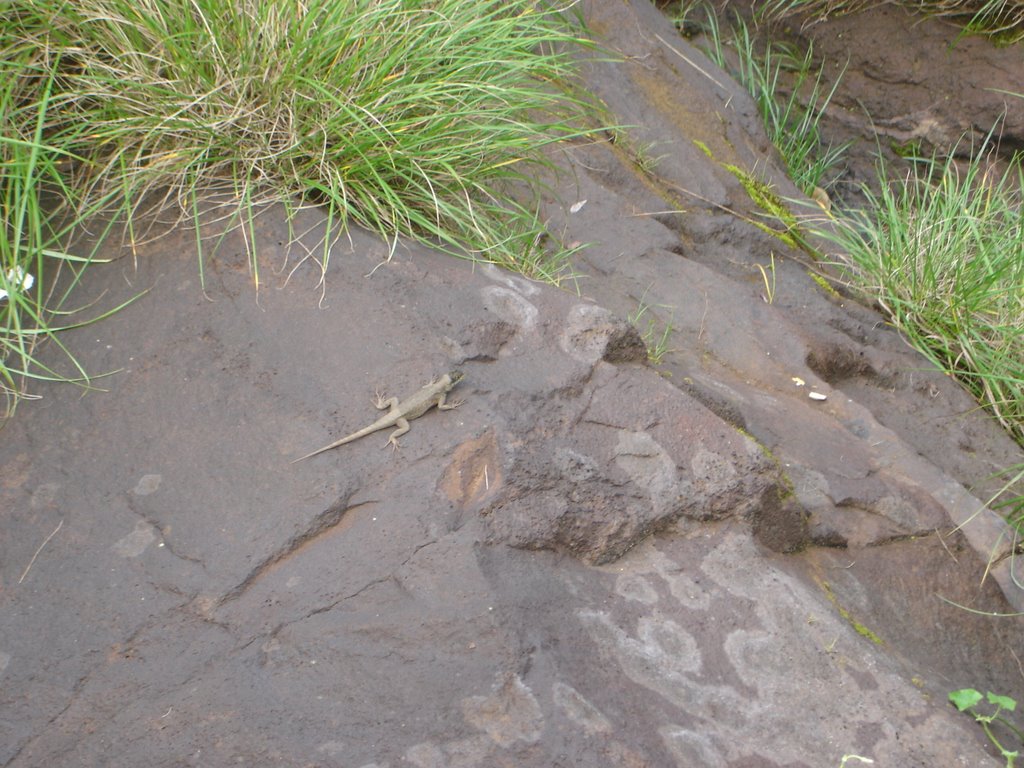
[987,692,1018,712]
[949,688,984,711]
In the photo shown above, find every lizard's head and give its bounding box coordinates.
[447,369,465,385]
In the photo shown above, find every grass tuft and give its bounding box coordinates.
[0,49,132,416]
[815,149,1024,451]
[18,0,593,274]
[810,143,1024,532]
[1,0,596,414]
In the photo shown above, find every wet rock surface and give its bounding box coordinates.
[774,0,1024,205]
[2,1,1023,765]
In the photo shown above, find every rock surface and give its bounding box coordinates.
[761,0,1024,207]
[2,1,1022,766]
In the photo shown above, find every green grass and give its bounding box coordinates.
[629,291,676,365]
[815,152,1024,441]
[0,50,137,416]
[0,0,596,415]
[670,2,848,195]
[812,148,1024,526]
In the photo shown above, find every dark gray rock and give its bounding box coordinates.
[481,361,788,564]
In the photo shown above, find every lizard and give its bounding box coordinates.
[291,370,464,463]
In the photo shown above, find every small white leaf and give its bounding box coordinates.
[809,391,827,401]
[569,199,587,214]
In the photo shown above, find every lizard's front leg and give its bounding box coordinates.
[384,418,410,450]
[374,391,399,411]
[436,393,464,411]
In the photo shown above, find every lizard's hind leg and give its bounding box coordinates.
[384,418,411,450]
